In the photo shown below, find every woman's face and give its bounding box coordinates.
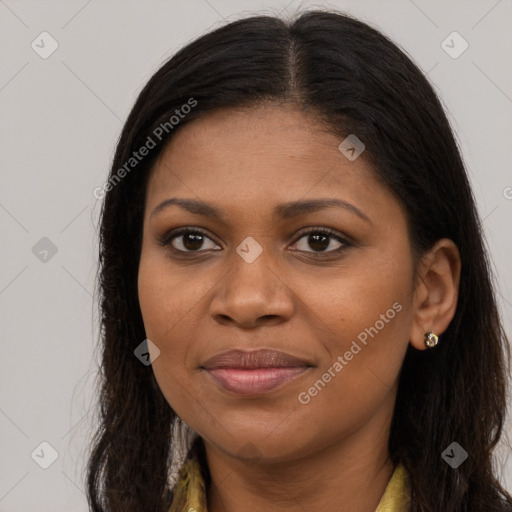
[138,105,417,462]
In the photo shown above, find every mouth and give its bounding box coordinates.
[201,348,313,396]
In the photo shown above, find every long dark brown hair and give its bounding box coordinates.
[86,10,512,512]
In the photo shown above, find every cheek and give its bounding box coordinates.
[294,306,412,449]
[137,257,169,339]
[137,249,205,341]
[137,255,193,414]
[137,251,190,376]
[137,251,216,400]
[298,250,414,416]
[310,247,413,346]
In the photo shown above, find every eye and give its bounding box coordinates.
[159,228,221,253]
[291,227,351,254]
[158,226,351,257]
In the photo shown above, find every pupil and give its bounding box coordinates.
[309,233,328,251]
[184,233,204,251]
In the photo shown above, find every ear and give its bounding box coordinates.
[409,238,461,351]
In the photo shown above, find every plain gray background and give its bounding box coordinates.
[1,0,511,510]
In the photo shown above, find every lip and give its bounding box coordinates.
[202,349,312,396]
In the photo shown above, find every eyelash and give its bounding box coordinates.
[157,226,352,258]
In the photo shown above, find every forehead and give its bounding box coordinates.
[154,105,343,173]
[145,105,399,223]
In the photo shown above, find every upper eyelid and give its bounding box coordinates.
[158,227,218,246]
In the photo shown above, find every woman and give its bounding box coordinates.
[86,10,512,512]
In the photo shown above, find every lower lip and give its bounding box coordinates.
[205,367,309,395]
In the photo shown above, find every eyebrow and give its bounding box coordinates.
[150,197,372,224]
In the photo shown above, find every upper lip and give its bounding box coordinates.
[202,349,311,370]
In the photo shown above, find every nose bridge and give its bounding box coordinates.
[232,240,274,291]
[209,236,293,326]
[228,236,278,300]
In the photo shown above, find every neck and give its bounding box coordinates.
[204,394,396,512]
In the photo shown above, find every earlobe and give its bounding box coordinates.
[409,238,461,351]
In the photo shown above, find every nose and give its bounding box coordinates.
[209,249,295,329]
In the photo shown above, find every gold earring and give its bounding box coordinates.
[424,331,439,348]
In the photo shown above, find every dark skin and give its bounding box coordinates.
[137,105,461,512]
